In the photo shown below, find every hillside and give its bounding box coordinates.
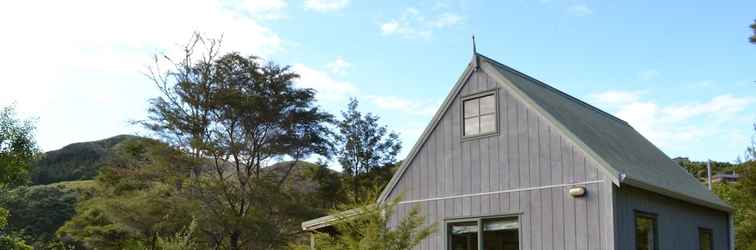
[29,135,149,185]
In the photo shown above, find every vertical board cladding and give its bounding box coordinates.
[614,186,730,250]
[385,70,614,250]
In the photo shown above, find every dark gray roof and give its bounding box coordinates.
[376,53,730,212]
[478,54,731,212]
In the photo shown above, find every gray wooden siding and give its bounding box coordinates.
[385,70,615,250]
[614,185,730,250]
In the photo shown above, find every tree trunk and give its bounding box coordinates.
[229,231,242,250]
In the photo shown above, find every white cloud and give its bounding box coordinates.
[326,56,351,75]
[0,0,285,150]
[304,0,350,12]
[239,0,288,20]
[292,64,358,103]
[590,90,644,105]
[380,7,463,38]
[567,4,593,16]
[366,95,440,116]
[432,12,464,28]
[590,90,755,153]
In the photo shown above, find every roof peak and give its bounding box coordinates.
[477,54,629,126]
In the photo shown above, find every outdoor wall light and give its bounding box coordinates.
[568,186,587,197]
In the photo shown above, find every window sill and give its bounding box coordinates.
[461,131,499,142]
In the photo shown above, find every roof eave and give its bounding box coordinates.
[621,177,733,213]
[301,207,367,231]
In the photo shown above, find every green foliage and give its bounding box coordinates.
[30,135,142,185]
[155,219,200,250]
[336,98,401,202]
[0,105,38,188]
[0,234,33,250]
[713,161,756,250]
[291,195,435,250]
[141,34,335,250]
[0,185,78,246]
[0,208,33,250]
[56,138,197,249]
[750,20,755,44]
[676,158,736,179]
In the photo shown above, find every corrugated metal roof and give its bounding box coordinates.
[478,54,731,212]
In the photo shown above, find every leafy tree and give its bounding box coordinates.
[141,34,334,250]
[1,207,32,250]
[710,124,756,250]
[0,105,38,188]
[0,185,77,247]
[713,161,756,250]
[751,20,755,44]
[57,138,197,249]
[0,105,35,250]
[335,98,401,202]
[290,194,435,250]
[306,161,348,209]
[155,218,200,250]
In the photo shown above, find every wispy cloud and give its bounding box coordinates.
[567,4,593,17]
[326,56,351,75]
[590,90,755,154]
[238,0,288,20]
[292,64,358,103]
[380,7,463,39]
[304,0,350,12]
[366,95,441,116]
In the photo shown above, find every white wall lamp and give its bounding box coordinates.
[568,186,587,197]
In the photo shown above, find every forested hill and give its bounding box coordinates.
[29,135,148,185]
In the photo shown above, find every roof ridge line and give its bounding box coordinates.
[477,54,630,127]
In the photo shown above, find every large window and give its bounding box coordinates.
[699,228,713,250]
[463,93,496,137]
[635,212,658,250]
[448,217,518,250]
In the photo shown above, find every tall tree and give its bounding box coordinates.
[0,105,36,250]
[142,34,333,250]
[0,105,38,188]
[335,98,401,202]
[750,20,756,44]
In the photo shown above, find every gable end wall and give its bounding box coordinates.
[386,69,616,250]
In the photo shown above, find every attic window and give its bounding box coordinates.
[463,93,497,137]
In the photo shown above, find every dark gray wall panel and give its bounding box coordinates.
[615,186,730,250]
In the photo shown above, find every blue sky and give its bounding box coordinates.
[0,0,754,163]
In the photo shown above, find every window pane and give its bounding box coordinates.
[465,117,479,136]
[483,218,519,250]
[464,99,479,118]
[449,222,478,250]
[699,229,712,250]
[480,114,496,133]
[479,95,496,114]
[635,215,656,250]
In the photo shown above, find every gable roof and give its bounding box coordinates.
[378,53,730,212]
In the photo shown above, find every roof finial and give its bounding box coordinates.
[472,34,477,54]
[472,34,479,70]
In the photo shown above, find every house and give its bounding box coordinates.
[712,172,740,184]
[302,52,733,250]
